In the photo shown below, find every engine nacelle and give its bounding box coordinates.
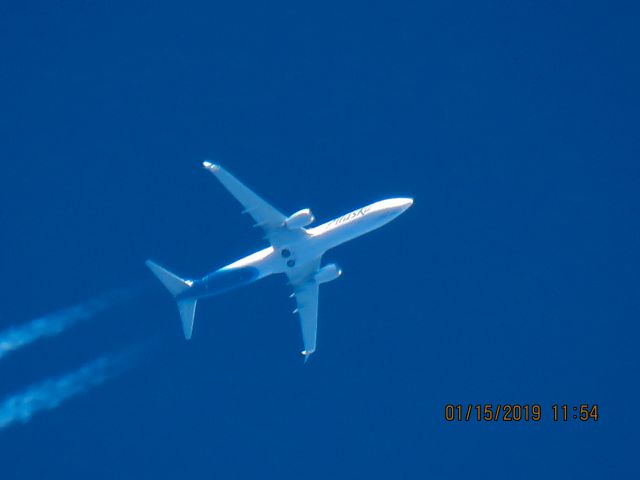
[285,208,315,229]
[315,263,342,284]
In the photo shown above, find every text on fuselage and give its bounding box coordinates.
[325,206,371,230]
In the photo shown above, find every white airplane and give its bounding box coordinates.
[146,162,413,360]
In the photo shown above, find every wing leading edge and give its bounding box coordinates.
[202,162,306,247]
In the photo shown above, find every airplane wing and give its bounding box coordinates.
[202,162,305,247]
[288,258,322,361]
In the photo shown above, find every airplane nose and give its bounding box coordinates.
[374,197,414,215]
[398,197,413,211]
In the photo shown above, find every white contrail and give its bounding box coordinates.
[0,287,141,360]
[0,350,133,431]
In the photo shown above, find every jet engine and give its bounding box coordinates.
[285,208,315,229]
[315,263,342,284]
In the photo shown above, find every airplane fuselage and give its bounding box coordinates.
[146,162,414,354]
[179,197,413,302]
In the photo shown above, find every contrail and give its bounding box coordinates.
[0,286,142,360]
[0,349,134,431]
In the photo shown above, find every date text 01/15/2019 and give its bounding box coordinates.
[444,404,599,422]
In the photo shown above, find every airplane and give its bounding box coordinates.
[146,162,413,361]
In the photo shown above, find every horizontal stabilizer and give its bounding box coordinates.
[178,299,198,339]
[146,260,199,339]
[145,260,192,297]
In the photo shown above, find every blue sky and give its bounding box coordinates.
[0,1,638,478]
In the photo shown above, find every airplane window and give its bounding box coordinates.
[281,248,291,258]
[287,259,296,267]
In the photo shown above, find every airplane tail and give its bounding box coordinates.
[176,298,197,340]
[145,260,197,339]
